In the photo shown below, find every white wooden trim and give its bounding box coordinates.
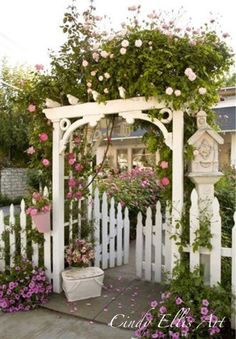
[44,96,167,120]
[52,120,65,293]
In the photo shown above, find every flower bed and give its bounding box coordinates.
[0,259,52,312]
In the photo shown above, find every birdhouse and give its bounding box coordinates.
[188,111,224,174]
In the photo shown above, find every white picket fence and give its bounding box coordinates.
[136,188,236,329]
[0,188,52,280]
[93,188,130,269]
[136,201,172,282]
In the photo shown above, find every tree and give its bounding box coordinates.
[0,61,32,167]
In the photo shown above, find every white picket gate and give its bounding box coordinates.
[136,188,236,329]
[0,188,52,280]
[93,188,130,269]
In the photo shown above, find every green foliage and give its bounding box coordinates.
[215,167,236,247]
[0,61,32,167]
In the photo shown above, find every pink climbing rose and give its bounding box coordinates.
[26,146,35,155]
[39,133,48,142]
[161,177,170,186]
[159,161,168,169]
[68,178,76,187]
[42,159,50,167]
[27,104,36,113]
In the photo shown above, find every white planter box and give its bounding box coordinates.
[62,267,104,302]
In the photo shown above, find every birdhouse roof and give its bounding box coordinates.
[188,126,224,145]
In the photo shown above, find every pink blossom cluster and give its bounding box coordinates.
[134,293,222,338]
[65,239,95,267]
[26,191,51,216]
[0,259,52,313]
[158,161,170,187]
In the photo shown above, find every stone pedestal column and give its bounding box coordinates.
[188,111,224,283]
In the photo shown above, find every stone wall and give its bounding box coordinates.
[0,168,28,199]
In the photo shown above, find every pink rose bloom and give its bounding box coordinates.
[26,146,35,155]
[75,163,83,172]
[68,178,76,187]
[42,205,50,213]
[39,133,48,142]
[35,64,44,71]
[199,87,207,95]
[160,161,168,169]
[161,177,170,186]
[165,87,173,95]
[32,192,42,201]
[30,208,38,216]
[188,72,197,81]
[184,68,193,77]
[100,50,109,58]
[174,89,181,97]
[82,60,89,67]
[75,191,82,200]
[135,39,142,47]
[92,52,99,62]
[68,158,76,165]
[42,159,50,167]
[120,47,127,55]
[27,104,36,113]
[121,39,129,47]
[74,136,81,145]
[66,192,73,200]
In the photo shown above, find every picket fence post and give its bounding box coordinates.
[231,214,236,330]
[189,189,200,271]
[210,197,221,286]
[0,210,5,271]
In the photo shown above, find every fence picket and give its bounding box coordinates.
[9,204,15,266]
[190,189,200,271]
[154,201,162,282]
[109,198,115,267]
[94,188,100,267]
[20,199,27,256]
[0,210,5,271]
[124,207,130,264]
[164,203,172,275]
[117,203,123,266]
[102,192,108,269]
[144,207,152,281]
[136,212,143,278]
[210,197,221,286]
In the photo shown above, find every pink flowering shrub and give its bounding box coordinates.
[0,259,52,312]
[26,191,51,217]
[65,239,95,268]
[97,167,162,214]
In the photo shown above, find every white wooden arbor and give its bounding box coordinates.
[43,96,184,292]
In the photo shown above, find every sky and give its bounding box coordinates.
[0,0,235,70]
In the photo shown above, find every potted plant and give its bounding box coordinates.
[26,191,51,233]
[62,239,104,301]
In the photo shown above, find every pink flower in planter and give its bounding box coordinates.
[27,104,36,113]
[68,178,76,187]
[201,307,208,315]
[42,205,50,213]
[202,299,209,306]
[42,159,50,167]
[39,133,48,142]
[32,192,42,201]
[161,177,170,186]
[26,146,35,155]
[175,297,183,305]
[26,208,38,216]
[160,161,168,169]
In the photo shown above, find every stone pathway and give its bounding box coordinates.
[42,241,165,337]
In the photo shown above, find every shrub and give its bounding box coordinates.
[134,263,233,338]
[0,258,52,312]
